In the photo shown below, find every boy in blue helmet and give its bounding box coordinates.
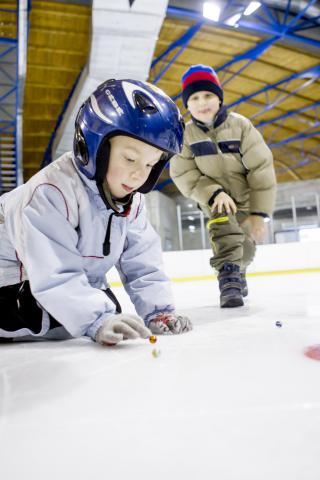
[0,79,192,345]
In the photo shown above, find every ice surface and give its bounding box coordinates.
[1,273,320,479]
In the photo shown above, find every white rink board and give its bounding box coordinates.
[107,240,320,283]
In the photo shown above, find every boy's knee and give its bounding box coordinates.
[207,213,242,239]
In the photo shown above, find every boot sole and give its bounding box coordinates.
[220,296,244,308]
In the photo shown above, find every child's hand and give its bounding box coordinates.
[211,192,237,214]
[241,215,266,243]
[95,313,151,346]
[148,312,193,335]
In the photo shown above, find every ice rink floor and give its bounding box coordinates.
[1,271,320,479]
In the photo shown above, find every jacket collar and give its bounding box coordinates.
[191,105,228,132]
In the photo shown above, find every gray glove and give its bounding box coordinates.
[95,313,151,346]
[148,312,193,335]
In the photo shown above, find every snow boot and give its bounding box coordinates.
[240,271,248,297]
[218,262,244,308]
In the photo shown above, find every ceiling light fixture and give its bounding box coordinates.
[225,12,242,26]
[203,2,221,22]
[244,1,261,16]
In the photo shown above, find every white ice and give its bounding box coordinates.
[1,272,320,480]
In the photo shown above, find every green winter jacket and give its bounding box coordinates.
[170,108,277,217]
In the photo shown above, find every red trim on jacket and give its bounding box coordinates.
[26,183,70,220]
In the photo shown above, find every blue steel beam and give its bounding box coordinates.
[151,21,203,84]
[249,73,320,121]
[156,2,320,190]
[292,23,320,32]
[167,5,320,49]
[220,0,236,21]
[0,86,16,103]
[267,119,320,148]
[260,2,280,25]
[273,158,301,180]
[0,121,15,134]
[0,104,15,120]
[170,8,319,104]
[0,65,15,83]
[151,21,203,69]
[281,0,292,25]
[216,36,279,87]
[0,38,17,45]
[228,65,320,109]
[0,45,16,60]
[281,0,317,30]
[238,21,320,48]
[275,145,320,172]
[221,36,279,71]
[270,130,320,148]
[274,142,320,160]
[172,36,281,102]
[167,5,284,38]
[292,14,320,31]
[256,101,320,129]
[250,12,275,28]
[282,32,320,48]
[0,0,29,192]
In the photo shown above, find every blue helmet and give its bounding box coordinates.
[74,79,184,193]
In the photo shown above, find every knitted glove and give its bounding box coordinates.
[95,313,151,346]
[148,312,193,335]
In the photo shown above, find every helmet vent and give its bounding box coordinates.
[134,92,158,114]
[74,125,89,166]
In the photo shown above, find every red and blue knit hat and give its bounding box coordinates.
[181,64,223,107]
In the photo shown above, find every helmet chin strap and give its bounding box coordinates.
[101,179,133,213]
[94,137,134,213]
[94,141,133,256]
[94,138,116,211]
[95,137,110,184]
[100,180,121,213]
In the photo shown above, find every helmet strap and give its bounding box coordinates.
[95,137,134,212]
[95,137,110,184]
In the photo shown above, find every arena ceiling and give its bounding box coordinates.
[151,0,320,196]
[1,0,319,197]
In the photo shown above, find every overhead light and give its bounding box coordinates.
[188,215,195,221]
[203,2,221,22]
[225,12,242,26]
[188,203,194,208]
[244,1,261,16]
[188,225,196,232]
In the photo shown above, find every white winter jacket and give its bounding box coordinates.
[0,152,174,340]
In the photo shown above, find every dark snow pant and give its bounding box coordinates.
[0,281,121,342]
[0,281,61,341]
[207,210,256,272]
